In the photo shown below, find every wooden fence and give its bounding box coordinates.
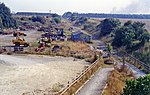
[53,58,103,95]
[117,51,150,73]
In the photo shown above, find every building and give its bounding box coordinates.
[71,31,92,43]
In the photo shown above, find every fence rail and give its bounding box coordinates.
[54,58,103,95]
[117,51,150,73]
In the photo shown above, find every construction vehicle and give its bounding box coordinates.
[104,59,114,64]
[35,37,52,52]
[35,42,45,52]
[12,37,29,47]
[13,31,27,37]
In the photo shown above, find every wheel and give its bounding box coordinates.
[15,42,20,46]
[24,43,29,47]
[13,33,17,37]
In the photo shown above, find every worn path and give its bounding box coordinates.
[76,68,113,95]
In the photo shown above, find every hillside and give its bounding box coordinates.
[71,17,150,66]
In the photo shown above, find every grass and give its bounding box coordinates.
[51,41,95,60]
[30,41,39,47]
[64,30,72,36]
[102,64,135,95]
[51,83,64,92]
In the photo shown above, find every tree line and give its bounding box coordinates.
[96,18,150,51]
[63,12,150,19]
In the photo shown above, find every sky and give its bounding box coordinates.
[0,0,150,15]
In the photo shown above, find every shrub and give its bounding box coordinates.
[53,17,61,23]
[51,83,64,92]
[123,74,150,95]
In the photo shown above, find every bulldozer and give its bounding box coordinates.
[12,36,29,47]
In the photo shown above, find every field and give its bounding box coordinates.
[0,54,90,95]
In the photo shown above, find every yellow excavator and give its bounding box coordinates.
[12,36,29,47]
[13,31,27,37]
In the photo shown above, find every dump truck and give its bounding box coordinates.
[12,37,29,47]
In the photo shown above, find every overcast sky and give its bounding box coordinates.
[0,0,150,15]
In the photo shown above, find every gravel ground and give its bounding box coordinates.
[0,30,41,46]
[0,54,89,95]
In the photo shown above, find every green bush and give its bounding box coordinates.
[112,21,150,51]
[123,74,150,95]
[97,18,121,36]
[133,51,150,66]
[53,17,61,23]
[31,16,46,24]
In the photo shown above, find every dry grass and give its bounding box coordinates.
[51,83,64,92]
[52,41,90,51]
[23,41,97,62]
[51,41,96,61]
[102,64,135,95]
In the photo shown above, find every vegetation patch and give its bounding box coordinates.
[102,64,134,95]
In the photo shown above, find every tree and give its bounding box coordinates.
[70,15,78,21]
[0,17,3,29]
[112,21,150,50]
[53,17,61,23]
[112,26,135,48]
[75,16,87,26]
[62,12,72,18]
[107,44,112,58]
[124,20,132,26]
[123,74,150,95]
[97,18,121,36]
[0,3,17,28]
[31,16,46,24]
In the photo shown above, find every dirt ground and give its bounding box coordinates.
[0,54,90,95]
[0,30,41,46]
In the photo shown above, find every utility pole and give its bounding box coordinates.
[49,10,51,14]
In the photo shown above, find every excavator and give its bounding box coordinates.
[13,31,27,37]
[12,36,29,47]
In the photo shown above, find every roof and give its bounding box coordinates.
[72,30,91,36]
[72,31,83,35]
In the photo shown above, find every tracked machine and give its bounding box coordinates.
[12,36,29,47]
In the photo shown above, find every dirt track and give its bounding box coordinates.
[76,68,113,95]
[0,54,89,95]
